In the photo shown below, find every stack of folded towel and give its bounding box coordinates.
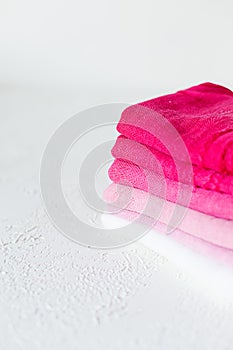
[104,83,233,251]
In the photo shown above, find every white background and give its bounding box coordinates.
[1,0,233,92]
[1,1,233,349]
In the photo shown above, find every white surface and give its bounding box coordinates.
[1,0,233,90]
[102,213,233,301]
[1,1,233,348]
[1,87,233,350]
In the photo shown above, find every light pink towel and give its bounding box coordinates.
[102,201,233,269]
[104,183,233,251]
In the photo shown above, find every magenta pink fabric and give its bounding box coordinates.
[108,158,233,220]
[112,135,233,195]
[117,82,233,174]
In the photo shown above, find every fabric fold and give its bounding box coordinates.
[108,158,233,220]
[117,82,233,174]
[104,183,233,250]
[106,82,233,252]
[112,135,233,195]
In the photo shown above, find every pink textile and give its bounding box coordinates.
[107,83,233,254]
[104,183,233,251]
[117,83,233,174]
[112,135,233,195]
[103,190,233,269]
[108,158,233,220]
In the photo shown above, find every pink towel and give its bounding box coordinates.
[103,185,233,271]
[117,83,233,174]
[104,183,233,251]
[112,135,233,195]
[109,83,233,220]
[106,83,233,252]
[108,158,233,220]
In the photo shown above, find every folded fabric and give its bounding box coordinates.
[112,135,233,195]
[104,183,233,250]
[108,158,233,220]
[106,82,233,266]
[108,83,233,222]
[117,82,233,174]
